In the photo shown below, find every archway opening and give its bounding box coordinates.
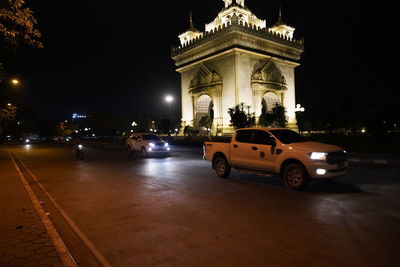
[261,91,280,114]
[195,94,213,133]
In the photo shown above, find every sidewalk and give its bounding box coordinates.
[0,148,67,267]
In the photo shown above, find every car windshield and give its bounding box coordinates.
[142,134,161,141]
[269,130,307,144]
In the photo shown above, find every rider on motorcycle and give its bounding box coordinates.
[72,134,84,158]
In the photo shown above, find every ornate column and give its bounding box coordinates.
[211,85,223,135]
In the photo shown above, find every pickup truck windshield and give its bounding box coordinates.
[269,130,307,144]
[142,135,161,141]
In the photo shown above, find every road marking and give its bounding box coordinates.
[8,150,77,267]
[349,158,388,165]
[372,159,388,164]
[9,150,113,267]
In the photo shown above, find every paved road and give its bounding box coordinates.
[4,144,400,266]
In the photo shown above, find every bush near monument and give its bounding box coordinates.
[259,103,288,128]
[228,103,256,129]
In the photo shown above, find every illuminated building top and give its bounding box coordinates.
[269,6,295,40]
[172,1,304,67]
[178,13,203,46]
[205,0,265,32]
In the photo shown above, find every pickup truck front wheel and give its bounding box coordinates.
[282,163,308,190]
[214,157,231,178]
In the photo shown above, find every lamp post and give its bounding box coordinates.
[295,104,305,133]
[165,95,174,135]
[165,95,173,119]
[1,78,21,107]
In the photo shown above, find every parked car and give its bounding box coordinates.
[203,128,349,190]
[126,133,170,156]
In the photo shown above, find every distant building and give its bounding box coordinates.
[172,0,304,134]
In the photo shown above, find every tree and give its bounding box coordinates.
[258,103,288,128]
[1,0,42,79]
[258,111,274,127]
[56,121,76,137]
[228,103,256,129]
[199,115,212,140]
[272,103,288,128]
[0,102,17,135]
[0,0,43,53]
[183,125,192,137]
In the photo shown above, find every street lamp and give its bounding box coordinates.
[165,95,173,118]
[165,95,174,136]
[165,95,173,103]
[295,104,305,112]
[295,104,305,133]
[11,79,20,86]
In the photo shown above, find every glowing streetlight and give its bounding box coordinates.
[165,95,173,103]
[11,79,20,85]
[295,104,305,112]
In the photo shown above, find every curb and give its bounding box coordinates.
[8,150,77,267]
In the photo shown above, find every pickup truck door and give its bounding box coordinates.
[251,130,278,172]
[230,130,257,169]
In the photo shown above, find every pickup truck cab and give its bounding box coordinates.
[203,128,348,190]
[126,133,170,156]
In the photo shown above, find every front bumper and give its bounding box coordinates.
[147,146,170,153]
[307,161,349,179]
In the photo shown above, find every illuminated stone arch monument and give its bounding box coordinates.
[172,0,304,134]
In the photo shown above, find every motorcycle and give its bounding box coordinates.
[74,143,84,159]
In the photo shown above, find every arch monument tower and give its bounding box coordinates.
[171,0,304,135]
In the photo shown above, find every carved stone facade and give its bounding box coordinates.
[172,1,304,134]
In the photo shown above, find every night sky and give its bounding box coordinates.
[3,0,394,121]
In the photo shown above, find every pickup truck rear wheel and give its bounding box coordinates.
[214,157,231,177]
[282,163,308,190]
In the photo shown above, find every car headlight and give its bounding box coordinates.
[149,143,155,148]
[164,142,169,147]
[309,152,327,160]
[78,144,83,149]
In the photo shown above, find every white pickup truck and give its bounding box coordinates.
[203,128,349,190]
[126,133,170,156]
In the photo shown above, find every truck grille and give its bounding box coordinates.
[326,151,347,164]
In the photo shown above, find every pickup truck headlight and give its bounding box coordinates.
[149,143,155,148]
[309,152,328,160]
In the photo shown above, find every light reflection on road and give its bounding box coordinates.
[138,157,185,183]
